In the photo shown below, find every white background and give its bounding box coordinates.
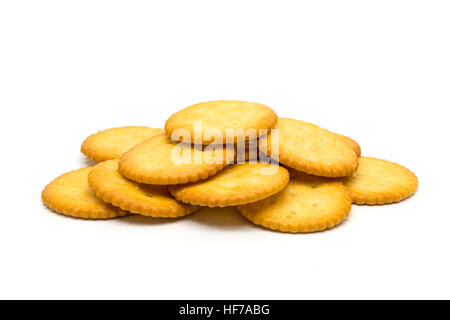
[0,1,449,300]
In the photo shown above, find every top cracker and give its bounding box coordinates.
[164,100,278,145]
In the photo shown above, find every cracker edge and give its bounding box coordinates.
[336,133,361,157]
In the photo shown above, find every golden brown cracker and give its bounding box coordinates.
[341,157,418,205]
[238,170,352,233]
[81,126,163,162]
[88,160,199,217]
[169,162,289,207]
[119,134,235,185]
[165,100,277,145]
[42,167,127,219]
[259,118,359,177]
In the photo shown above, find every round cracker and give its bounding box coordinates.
[42,167,127,219]
[169,162,289,207]
[238,170,352,233]
[260,118,359,177]
[342,157,418,205]
[119,134,234,185]
[165,100,278,145]
[81,126,163,162]
[89,160,199,217]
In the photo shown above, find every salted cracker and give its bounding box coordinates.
[42,167,127,219]
[238,170,352,233]
[259,118,359,177]
[342,157,418,205]
[119,134,235,185]
[165,100,277,145]
[81,126,163,162]
[89,160,199,217]
[169,162,289,207]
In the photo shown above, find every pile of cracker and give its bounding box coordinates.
[42,101,418,233]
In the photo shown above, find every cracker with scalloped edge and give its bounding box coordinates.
[165,100,277,145]
[341,157,418,205]
[259,118,359,177]
[89,159,199,217]
[42,167,127,219]
[169,162,289,207]
[119,134,235,185]
[238,170,352,233]
[81,126,163,162]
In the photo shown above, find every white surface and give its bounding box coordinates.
[0,1,449,300]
